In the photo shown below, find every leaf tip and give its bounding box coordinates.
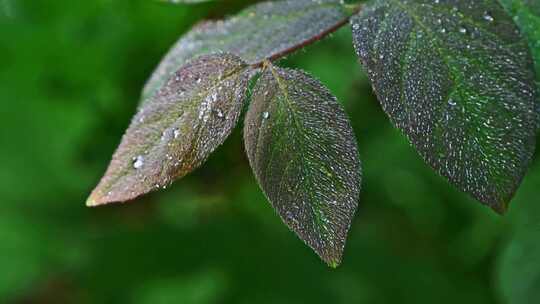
[320,249,344,269]
[327,259,341,269]
[85,189,110,207]
[479,190,514,215]
[491,200,509,215]
[85,195,99,207]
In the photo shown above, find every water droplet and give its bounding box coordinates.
[215,109,224,118]
[262,112,270,119]
[132,155,144,169]
[483,12,494,22]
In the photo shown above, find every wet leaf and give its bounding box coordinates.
[87,53,252,206]
[244,65,361,267]
[142,0,351,101]
[351,0,537,213]
[500,0,540,72]
[499,0,540,128]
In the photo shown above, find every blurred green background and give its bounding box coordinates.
[1,0,539,303]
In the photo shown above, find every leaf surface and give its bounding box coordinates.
[142,0,351,101]
[499,0,540,128]
[244,66,361,266]
[351,0,537,212]
[88,53,251,206]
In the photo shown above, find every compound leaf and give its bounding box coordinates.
[244,65,361,267]
[87,53,251,206]
[351,0,537,213]
[142,0,351,102]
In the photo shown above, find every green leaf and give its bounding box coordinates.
[499,226,540,304]
[243,65,362,267]
[142,0,351,102]
[499,0,540,61]
[499,0,540,128]
[497,161,540,304]
[351,0,538,213]
[87,53,252,206]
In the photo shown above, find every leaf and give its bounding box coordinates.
[497,161,540,304]
[87,53,252,206]
[142,0,352,102]
[499,0,540,75]
[243,65,361,267]
[499,0,540,128]
[351,0,537,213]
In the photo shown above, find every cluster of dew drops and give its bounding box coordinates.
[351,0,500,112]
[128,66,249,178]
[120,1,506,200]
[129,121,183,170]
[351,1,496,41]
[129,96,271,179]
[433,5,495,36]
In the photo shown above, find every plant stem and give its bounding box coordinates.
[250,3,362,68]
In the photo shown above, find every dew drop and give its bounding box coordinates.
[215,109,224,118]
[483,12,494,22]
[132,155,144,169]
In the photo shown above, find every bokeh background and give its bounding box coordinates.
[1,0,539,303]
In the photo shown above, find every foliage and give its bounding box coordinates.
[244,65,361,266]
[87,54,252,206]
[88,0,539,266]
[2,0,540,302]
[351,0,537,213]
